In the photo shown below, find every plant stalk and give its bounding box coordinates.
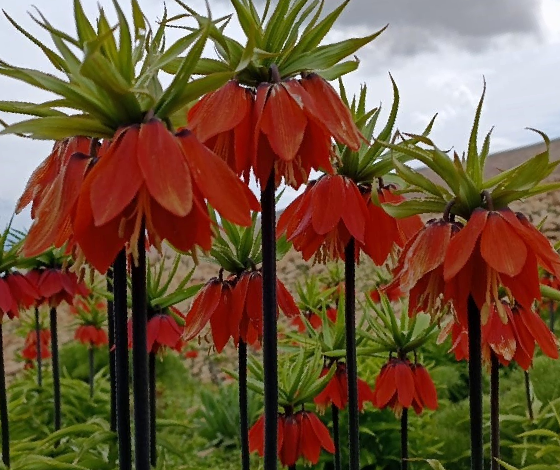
[332,404,341,470]
[149,352,156,467]
[107,269,117,432]
[549,300,555,333]
[239,340,250,470]
[113,251,131,470]
[50,306,61,431]
[0,324,10,467]
[401,408,408,470]
[132,227,150,470]
[89,346,95,399]
[345,238,360,470]
[261,170,278,470]
[34,306,42,387]
[524,371,534,421]
[490,353,500,470]
[467,296,484,470]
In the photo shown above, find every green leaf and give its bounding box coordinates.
[392,156,448,198]
[73,0,97,47]
[111,0,134,83]
[316,59,359,80]
[281,27,386,76]
[0,116,114,140]
[381,198,447,218]
[0,101,67,117]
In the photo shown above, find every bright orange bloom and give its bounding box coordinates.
[19,137,95,257]
[372,358,438,416]
[188,80,253,178]
[185,271,298,352]
[444,208,560,318]
[371,283,403,303]
[277,175,368,261]
[314,363,375,413]
[26,268,89,307]
[249,410,335,467]
[360,188,423,265]
[73,119,259,273]
[252,74,361,188]
[75,325,108,348]
[128,307,185,353]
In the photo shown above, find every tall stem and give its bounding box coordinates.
[49,306,61,431]
[524,371,534,421]
[34,307,42,387]
[89,347,95,399]
[332,404,341,470]
[239,340,250,470]
[107,269,117,432]
[132,227,150,470]
[490,353,500,470]
[344,238,360,470]
[401,408,409,470]
[0,324,10,467]
[261,170,278,470]
[113,251,131,470]
[549,300,555,333]
[149,352,156,467]
[467,296,484,470]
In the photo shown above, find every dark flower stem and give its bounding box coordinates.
[107,269,117,432]
[288,466,296,470]
[131,227,150,470]
[0,324,10,467]
[261,170,278,470]
[113,250,131,470]
[89,346,95,399]
[239,340,250,470]
[50,306,61,431]
[34,306,42,387]
[524,371,534,421]
[149,352,156,467]
[344,238,360,470]
[332,404,341,470]
[549,300,555,333]
[490,353,500,470]
[467,296,483,470]
[401,408,408,470]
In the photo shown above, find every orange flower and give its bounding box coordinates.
[360,187,423,265]
[314,363,375,413]
[185,271,298,352]
[19,137,95,257]
[372,358,438,416]
[73,120,258,273]
[187,81,253,178]
[390,219,461,319]
[22,329,51,361]
[277,175,368,262]
[26,268,89,307]
[2,272,39,315]
[252,74,361,188]
[444,208,560,318]
[371,283,403,303]
[249,410,335,467]
[75,325,108,348]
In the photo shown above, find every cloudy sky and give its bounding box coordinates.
[0,0,559,229]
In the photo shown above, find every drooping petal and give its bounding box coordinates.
[138,119,193,217]
[373,364,396,408]
[259,83,307,162]
[184,280,222,341]
[210,285,234,352]
[276,279,299,318]
[306,412,335,453]
[394,361,415,408]
[341,178,368,243]
[310,176,345,235]
[177,129,256,226]
[521,309,559,359]
[279,415,299,467]
[413,365,438,410]
[480,211,527,277]
[248,415,265,456]
[0,279,14,314]
[299,412,322,464]
[444,208,488,280]
[90,126,143,226]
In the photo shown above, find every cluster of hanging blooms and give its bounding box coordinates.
[26,268,89,308]
[71,297,108,348]
[21,328,51,369]
[372,358,438,416]
[249,408,335,467]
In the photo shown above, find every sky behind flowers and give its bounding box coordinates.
[0,0,559,227]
